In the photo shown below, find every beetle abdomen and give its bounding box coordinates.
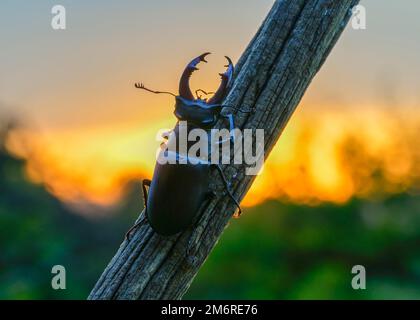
[146,161,210,236]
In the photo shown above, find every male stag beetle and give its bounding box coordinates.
[126,53,250,238]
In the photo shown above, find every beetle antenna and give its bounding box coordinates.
[134,82,177,97]
[212,164,242,217]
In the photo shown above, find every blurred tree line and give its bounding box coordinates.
[1,124,419,299]
[0,123,138,299]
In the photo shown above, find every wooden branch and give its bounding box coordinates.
[88,0,359,300]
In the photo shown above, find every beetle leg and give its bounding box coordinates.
[141,179,151,208]
[221,113,235,143]
[125,179,152,240]
[211,164,242,217]
[227,113,235,143]
[212,113,236,147]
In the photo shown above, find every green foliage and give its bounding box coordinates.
[1,127,419,299]
[186,197,420,299]
[0,130,136,299]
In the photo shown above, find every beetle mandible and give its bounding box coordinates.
[126,53,249,238]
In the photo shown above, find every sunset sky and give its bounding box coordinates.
[1,1,419,212]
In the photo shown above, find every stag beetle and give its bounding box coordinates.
[126,53,250,238]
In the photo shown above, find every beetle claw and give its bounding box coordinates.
[233,209,241,219]
[188,53,210,71]
[179,52,211,100]
[208,56,234,104]
[222,56,234,80]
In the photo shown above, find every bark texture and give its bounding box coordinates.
[89,0,359,300]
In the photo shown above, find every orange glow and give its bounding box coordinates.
[244,106,420,206]
[5,105,420,212]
